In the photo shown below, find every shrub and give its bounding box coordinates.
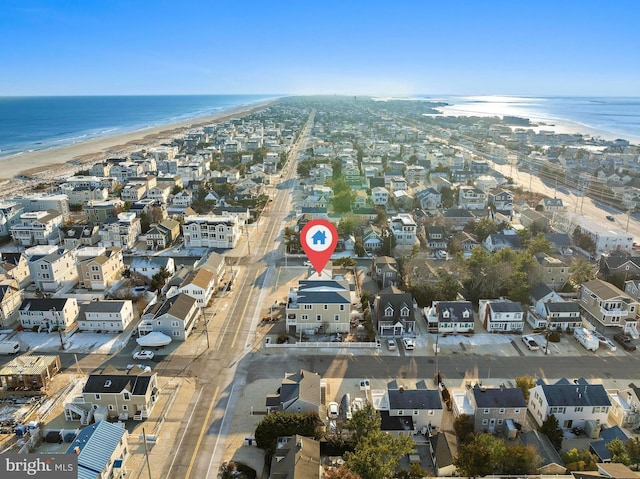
[548,331,561,343]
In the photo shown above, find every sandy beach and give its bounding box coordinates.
[0,100,277,182]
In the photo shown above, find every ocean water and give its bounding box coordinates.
[427,95,640,144]
[0,95,278,158]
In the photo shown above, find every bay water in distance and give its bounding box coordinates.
[0,94,278,159]
[427,95,640,144]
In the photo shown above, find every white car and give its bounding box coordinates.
[328,402,339,419]
[402,338,415,350]
[521,336,540,351]
[133,350,155,360]
[387,338,397,351]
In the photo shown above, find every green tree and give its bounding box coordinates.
[381,234,396,257]
[254,412,322,457]
[333,189,354,213]
[499,444,538,475]
[454,433,496,478]
[540,414,563,451]
[515,376,535,401]
[354,239,366,257]
[527,232,553,256]
[436,271,461,301]
[562,448,598,471]
[338,218,355,235]
[375,206,387,227]
[345,430,415,479]
[453,414,475,444]
[626,437,640,469]
[606,437,631,465]
[572,227,596,254]
[506,271,531,305]
[283,226,300,253]
[440,186,455,209]
[570,259,596,286]
[408,283,436,308]
[346,404,381,446]
[150,267,171,292]
[470,217,502,242]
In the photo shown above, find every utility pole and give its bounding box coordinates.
[204,315,210,349]
[142,428,152,479]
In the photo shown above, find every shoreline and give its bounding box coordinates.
[0,99,278,181]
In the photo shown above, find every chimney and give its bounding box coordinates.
[399,386,405,393]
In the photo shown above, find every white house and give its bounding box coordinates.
[129,257,175,281]
[79,300,135,332]
[138,293,200,341]
[182,215,241,249]
[19,297,79,331]
[371,187,389,206]
[388,214,417,247]
[528,377,612,429]
[479,299,525,332]
[26,246,78,292]
[10,210,64,246]
[178,268,216,308]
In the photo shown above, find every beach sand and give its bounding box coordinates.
[0,100,277,182]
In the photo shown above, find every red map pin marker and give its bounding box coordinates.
[300,219,338,274]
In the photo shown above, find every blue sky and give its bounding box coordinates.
[1,0,639,96]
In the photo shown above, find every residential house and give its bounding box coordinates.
[483,231,522,253]
[67,421,129,479]
[371,256,399,288]
[463,384,527,435]
[285,279,351,334]
[519,208,550,231]
[428,432,457,477]
[538,197,566,212]
[84,200,122,223]
[178,268,216,308]
[352,190,369,209]
[404,165,427,184]
[479,299,525,332]
[425,301,475,334]
[26,246,78,292]
[10,210,63,246]
[440,209,476,231]
[361,225,383,252]
[607,384,640,429]
[171,190,193,208]
[120,183,147,202]
[519,430,566,475]
[545,232,573,255]
[590,425,632,463]
[528,283,581,331]
[458,186,487,210]
[200,252,226,287]
[426,226,447,252]
[14,193,70,220]
[0,355,61,391]
[534,252,569,291]
[375,288,416,337]
[64,186,109,205]
[76,247,124,290]
[66,368,159,422]
[377,381,444,434]
[389,214,417,247]
[600,251,640,279]
[269,435,322,479]
[182,214,241,248]
[489,190,514,213]
[99,212,142,250]
[79,300,134,332]
[138,293,200,340]
[415,187,441,211]
[475,175,499,193]
[265,370,321,415]
[62,224,101,248]
[578,279,639,336]
[528,377,612,429]
[145,218,180,249]
[453,231,480,258]
[0,201,24,237]
[19,297,79,331]
[0,277,23,328]
[371,186,390,206]
[129,256,175,281]
[146,185,171,204]
[0,252,31,288]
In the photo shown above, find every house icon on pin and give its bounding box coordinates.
[311,230,327,245]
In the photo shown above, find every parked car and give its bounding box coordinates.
[606,215,615,222]
[613,333,637,351]
[328,402,339,419]
[126,364,152,373]
[522,335,540,351]
[133,350,155,360]
[402,338,415,350]
[387,338,397,351]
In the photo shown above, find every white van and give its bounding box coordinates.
[0,341,20,355]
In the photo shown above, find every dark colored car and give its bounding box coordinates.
[606,215,615,221]
[613,333,637,351]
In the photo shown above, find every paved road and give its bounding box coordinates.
[157,110,316,479]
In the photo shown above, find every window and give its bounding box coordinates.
[499,408,505,414]
[497,419,503,425]
[334,315,340,321]
[413,410,419,415]
[575,406,583,412]
[171,321,180,327]
[122,405,128,411]
[304,305,312,310]
[108,405,114,411]
[172,331,180,336]
[484,408,490,414]
[482,419,488,425]
[323,305,328,310]
[316,315,321,321]
[301,314,308,320]
[340,305,345,311]
[95,394,101,400]
[123,393,130,400]
[514,408,520,414]
[397,410,404,415]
